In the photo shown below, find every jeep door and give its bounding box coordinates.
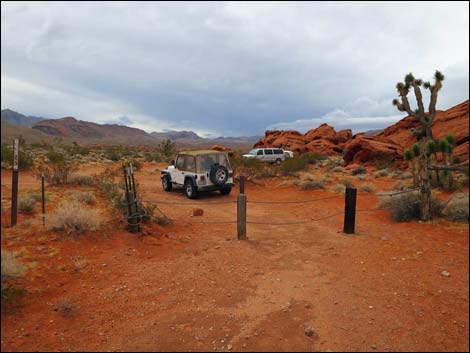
[174,154,186,185]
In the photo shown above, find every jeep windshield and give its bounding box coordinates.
[196,153,231,172]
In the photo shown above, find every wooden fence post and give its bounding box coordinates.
[343,187,357,234]
[237,176,247,240]
[11,138,19,227]
[41,173,45,226]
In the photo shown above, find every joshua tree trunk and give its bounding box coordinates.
[419,147,432,221]
[410,158,419,188]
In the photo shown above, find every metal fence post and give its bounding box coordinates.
[237,176,247,240]
[343,187,357,234]
[41,173,45,226]
[11,138,19,227]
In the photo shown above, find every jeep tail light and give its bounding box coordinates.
[200,175,207,185]
[229,171,233,177]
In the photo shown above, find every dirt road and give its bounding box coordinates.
[1,165,468,351]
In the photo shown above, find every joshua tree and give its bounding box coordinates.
[438,135,456,191]
[404,143,420,188]
[392,70,444,220]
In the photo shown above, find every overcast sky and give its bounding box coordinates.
[1,1,469,137]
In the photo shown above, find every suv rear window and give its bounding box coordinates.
[274,149,283,154]
[196,153,231,172]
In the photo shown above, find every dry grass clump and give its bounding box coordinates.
[54,299,78,317]
[300,178,325,190]
[330,183,346,194]
[332,166,345,173]
[351,166,367,175]
[359,183,375,194]
[374,169,389,178]
[68,173,94,186]
[71,191,96,205]
[355,174,369,180]
[379,191,443,222]
[18,196,36,213]
[1,250,25,282]
[50,201,102,234]
[442,193,469,221]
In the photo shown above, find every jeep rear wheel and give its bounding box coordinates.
[184,179,198,199]
[210,164,229,186]
[162,175,172,192]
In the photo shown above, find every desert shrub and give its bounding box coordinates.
[355,174,368,180]
[68,173,94,186]
[325,158,343,171]
[374,169,390,178]
[157,139,177,161]
[375,158,394,170]
[0,144,34,170]
[41,150,78,184]
[144,151,162,162]
[1,250,26,302]
[29,193,48,202]
[379,191,443,222]
[351,166,367,175]
[300,178,325,190]
[341,179,355,188]
[50,201,102,234]
[304,152,327,164]
[456,173,469,190]
[402,172,413,179]
[359,183,375,194]
[154,214,171,225]
[64,142,90,156]
[71,191,96,205]
[332,166,345,173]
[121,158,143,172]
[18,196,36,213]
[390,170,405,179]
[330,183,346,194]
[281,156,308,175]
[391,180,409,191]
[1,250,24,283]
[442,193,469,221]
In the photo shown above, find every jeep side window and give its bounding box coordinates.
[218,154,231,169]
[185,155,196,172]
[257,150,264,155]
[176,155,185,170]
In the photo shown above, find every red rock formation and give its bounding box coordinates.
[210,144,234,156]
[253,123,352,156]
[343,135,403,165]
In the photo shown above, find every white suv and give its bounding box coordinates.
[161,150,234,199]
[242,148,293,164]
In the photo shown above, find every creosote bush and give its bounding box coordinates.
[50,201,102,234]
[281,156,309,175]
[18,196,36,213]
[391,180,409,191]
[299,178,325,190]
[1,250,25,302]
[379,191,443,222]
[341,179,355,188]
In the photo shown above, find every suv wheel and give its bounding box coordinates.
[275,158,282,164]
[220,187,232,195]
[184,179,198,199]
[162,175,172,192]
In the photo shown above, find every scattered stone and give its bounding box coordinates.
[441,270,450,277]
[227,344,233,350]
[305,325,315,337]
[192,208,204,217]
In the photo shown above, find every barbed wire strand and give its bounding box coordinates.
[246,211,344,225]
[358,188,420,197]
[247,194,343,204]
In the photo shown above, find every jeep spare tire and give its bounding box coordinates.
[210,164,229,185]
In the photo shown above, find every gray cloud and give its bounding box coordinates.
[1,1,469,136]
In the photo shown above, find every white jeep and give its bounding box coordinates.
[161,150,234,199]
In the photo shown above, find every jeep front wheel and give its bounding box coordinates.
[162,175,172,192]
[184,179,198,199]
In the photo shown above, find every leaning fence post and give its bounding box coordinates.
[343,187,357,234]
[11,138,19,227]
[237,175,247,240]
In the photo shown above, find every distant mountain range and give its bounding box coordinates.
[1,109,260,149]
[1,109,46,127]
